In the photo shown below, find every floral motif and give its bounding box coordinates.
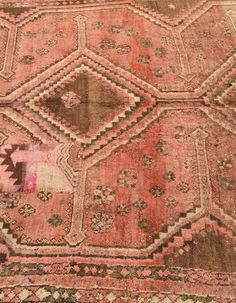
[61,91,82,108]
[196,54,206,62]
[116,204,130,216]
[184,160,190,169]
[141,154,155,169]
[140,37,152,48]
[37,191,53,202]
[156,139,169,156]
[137,54,150,65]
[0,193,21,208]
[56,31,67,38]
[46,38,58,47]
[176,182,190,193]
[133,199,147,211]
[217,158,233,170]
[48,214,62,227]
[36,48,49,56]
[174,126,187,140]
[117,170,138,188]
[20,55,35,64]
[18,204,35,218]
[155,47,167,58]
[220,177,236,191]
[93,186,115,205]
[164,197,178,208]
[100,39,116,49]
[154,67,165,78]
[163,171,176,182]
[138,219,152,233]
[25,31,37,38]
[161,36,169,45]
[149,185,165,198]
[91,213,114,233]
[116,44,131,55]
[127,28,139,37]
[199,30,213,39]
[108,25,121,34]
[92,21,104,30]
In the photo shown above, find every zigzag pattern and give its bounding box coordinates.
[0,0,235,299]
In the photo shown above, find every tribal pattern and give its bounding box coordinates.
[0,0,235,302]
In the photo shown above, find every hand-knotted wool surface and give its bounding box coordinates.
[0,0,235,302]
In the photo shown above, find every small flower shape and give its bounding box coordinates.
[196,53,206,62]
[0,193,21,208]
[154,67,164,78]
[175,126,186,140]
[164,197,178,208]
[149,185,165,198]
[138,219,152,233]
[108,25,121,34]
[100,39,116,49]
[161,36,169,45]
[200,30,212,39]
[91,213,114,233]
[48,214,62,227]
[156,139,169,156]
[92,21,104,30]
[37,191,53,202]
[116,204,130,216]
[117,170,138,188]
[36,48,49,56]
[137,54,150,64]
[56,31,67,38]
[176,182,189,193]
[184,160,190,169]
[217,158,233,170]
[61,91,82,108]
[20,55,35,65]
[163,171,176,182]
[133,199,147,211]
[116,44,131,55]
[155,47,167,58]
[141,154,155,169]
[25,31,37,38]
[46,38,57,47]
[18,204,35,218]
[127,28,139,37]
[93,186,115,205]
[140,37,152,48]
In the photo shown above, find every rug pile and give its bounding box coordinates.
[0,0,235,302]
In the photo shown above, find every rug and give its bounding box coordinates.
[0,0,235,302]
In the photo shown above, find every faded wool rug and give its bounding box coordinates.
[0,0,235,302]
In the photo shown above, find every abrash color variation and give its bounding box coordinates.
[0,0,235,302]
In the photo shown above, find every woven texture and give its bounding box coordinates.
[0,0,235,302]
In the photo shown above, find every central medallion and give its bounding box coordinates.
[39,72,126,136]
[25,62,139,142]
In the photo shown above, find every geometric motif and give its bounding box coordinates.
[0,286,219,303]
[0,0,235,302]
[28,64,136,139]
[0,131,7,146]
